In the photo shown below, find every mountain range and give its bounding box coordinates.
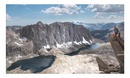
[91,22,124,41]
[6,21,124,74]
[6,21,124,49]
[73,21,124,31]
[6,21,94,57]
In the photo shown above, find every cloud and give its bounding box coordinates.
[6,14,12,21]
[94,13,104,18]
[91,8,97,12]
[41,4,81,15]
[107,15,117,19]
[6,13,21,21]
[26,8,31,11]
[87,4,124,13]
[117,16,124,19]
[80,10,84,13]
[107,15,124,19]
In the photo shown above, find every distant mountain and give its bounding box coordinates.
[6,21,94,57]
[91,22,124,41]
[100,22,116,30]
[73,22,105,30]
[6,25,22,31]
[73,21,124,31]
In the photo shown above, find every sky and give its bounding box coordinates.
[6,4,124,26]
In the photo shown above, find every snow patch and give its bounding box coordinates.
[14,42,23,46]
[14,54,22,61]
[19,37,27,42]
[44,45,50,49]
[82,37,91,45]
[56,41,62,48]
[64,41,73,48]
[67,42,72,45]
[73,41,82,45]
[8,60,13,64]
[55,41,73,48]
[19,38,23,43]
[17,54,22,58]
[54,38,92,48]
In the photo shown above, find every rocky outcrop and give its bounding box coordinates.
[91,22,124,41]
[16,21,94,54]
[6,30,34,57]
[40,54,100,74]
[7,54,100,74]
[118,22,124,39]
[7,42,120,74]
[6,30,34,68]
[109,35,124,73]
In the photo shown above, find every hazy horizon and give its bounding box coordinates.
[6,21,124,26]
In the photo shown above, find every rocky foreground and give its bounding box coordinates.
[7,42,119,74]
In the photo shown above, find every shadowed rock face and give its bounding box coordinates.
[16,21,93,54]
[118,22,124,39]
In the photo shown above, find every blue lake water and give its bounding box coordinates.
[67,43,101,56]
[7,43,101,73]
[88,43,101,50]
[7,55,55,73]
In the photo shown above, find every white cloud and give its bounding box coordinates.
[91,8,97,12]
[94,13,104,18]
[6,13,21,21]
[26,8,31,11]
[6,14,12,21]
[107,15,124,19]
[80,10,84,13]
[87,4,94,8]
[87,4,124,22]
[41,4,81,15]
[118,16,124,19]
[107,15,117,19]
[87,4,124,13]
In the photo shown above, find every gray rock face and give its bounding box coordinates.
[118,22,124,39]
[16,21,93,54]
[6,30,33,57]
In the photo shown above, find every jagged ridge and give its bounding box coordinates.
[16,21,94,54]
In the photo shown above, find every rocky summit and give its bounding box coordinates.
[14,21,94,55]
